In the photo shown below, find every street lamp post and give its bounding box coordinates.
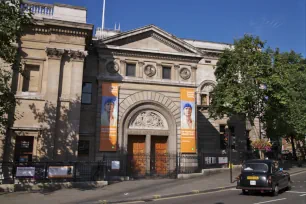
[226,125,234,183]
[258,83,267,140]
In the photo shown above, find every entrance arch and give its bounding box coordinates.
[118,95,178,176]
[119,102,177,153]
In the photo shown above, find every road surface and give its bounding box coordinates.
[138,171,306,204]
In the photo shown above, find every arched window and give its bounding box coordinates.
[199,82,215,106]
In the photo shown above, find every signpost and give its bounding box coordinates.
[16,167,35,178]
[48,166,73,178]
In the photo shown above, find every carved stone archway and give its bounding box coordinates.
[129,110,169,130]
[119,102,177,155]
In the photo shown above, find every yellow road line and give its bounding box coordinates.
[152,188,235,201]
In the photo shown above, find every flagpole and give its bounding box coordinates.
[101,0,106,39]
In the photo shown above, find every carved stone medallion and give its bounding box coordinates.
[106,61,119,74]
[144,64,156,77]
[180,68,191,80]
[129,110,168,130]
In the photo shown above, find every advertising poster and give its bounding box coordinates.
[111,161,120,170]
[100,82,119,151]
[180,88,196,153]
[48,166,73,178]
[16,167,35,177]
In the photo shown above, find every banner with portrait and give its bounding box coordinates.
[180,88,196,153]
[100,82,119,151]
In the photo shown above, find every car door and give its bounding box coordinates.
[280,171,289,189]
[272,162,284,188]
[273,161,286,189]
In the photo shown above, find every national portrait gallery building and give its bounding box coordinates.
[1,1,256,176]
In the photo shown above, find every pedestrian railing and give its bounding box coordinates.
[3,152,298,184]
[0,161,105,184]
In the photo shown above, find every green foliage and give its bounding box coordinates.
[209,34,271,127]
[209,34,306,144]
[264,50,306,140]
[0,0,32,133]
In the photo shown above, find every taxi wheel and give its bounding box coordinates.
[272,185,279,196]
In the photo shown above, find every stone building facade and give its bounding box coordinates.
[1,1,257,169]
[0,1,93,162]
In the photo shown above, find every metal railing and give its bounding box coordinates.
[0,161,105,184]
[4,152,299,184]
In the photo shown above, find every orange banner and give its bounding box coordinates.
[100,83,119,151]
[180,88,196,153]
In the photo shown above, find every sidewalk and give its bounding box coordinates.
[1,166,306,204]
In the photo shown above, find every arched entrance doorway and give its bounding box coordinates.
[119,102,177,177]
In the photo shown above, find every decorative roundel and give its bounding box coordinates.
[106,61,119,74]
[180,68,191,80]
[144,64,156,77]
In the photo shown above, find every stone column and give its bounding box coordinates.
[191,65,197,84]
[56,50,86,161]
[120,60,126,76]
[65,50,87,160]
[156,63,162,79]
[174,65,180,81]
[138,61,145,78]
[45,48,64,101]
[146,134,151,174]
[45,47,64,160]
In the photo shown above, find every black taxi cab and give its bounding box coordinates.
[236,159,291,196]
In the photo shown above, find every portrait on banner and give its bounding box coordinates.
[181,101,195,130]
[101,96,118,127]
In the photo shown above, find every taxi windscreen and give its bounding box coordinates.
[242,163,269,173]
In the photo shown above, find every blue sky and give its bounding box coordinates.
[34,0,305,56]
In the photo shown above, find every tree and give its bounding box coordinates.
[264,50,306,159]
[209,35,271,142]
[0,0,32,133]
[209,34,306,160]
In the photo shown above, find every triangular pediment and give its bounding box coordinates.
[101,25,203,55]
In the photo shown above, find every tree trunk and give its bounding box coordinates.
[290,135,297,160]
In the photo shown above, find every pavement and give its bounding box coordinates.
[1,166,306,204]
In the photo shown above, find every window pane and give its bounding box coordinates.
[162,67,171,79]
[201,94,207,105]
[22,65,40,92]
[81,93,92,104]
[82,83,92,93]
[126,64,136,76]
[242,163,268,172]
[78,140,90,155]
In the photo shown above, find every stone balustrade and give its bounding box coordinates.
[22,1,87,23]
[22,1,54,17]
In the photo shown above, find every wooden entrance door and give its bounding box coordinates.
[151,136,168,175]
[128,135,146,176]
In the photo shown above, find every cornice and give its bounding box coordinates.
[151,33,189,53]
[97,75,197,88]
[101,24,203,54]
[28,23,91,37]
[100,50,201,63]
[202,51,222,59]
